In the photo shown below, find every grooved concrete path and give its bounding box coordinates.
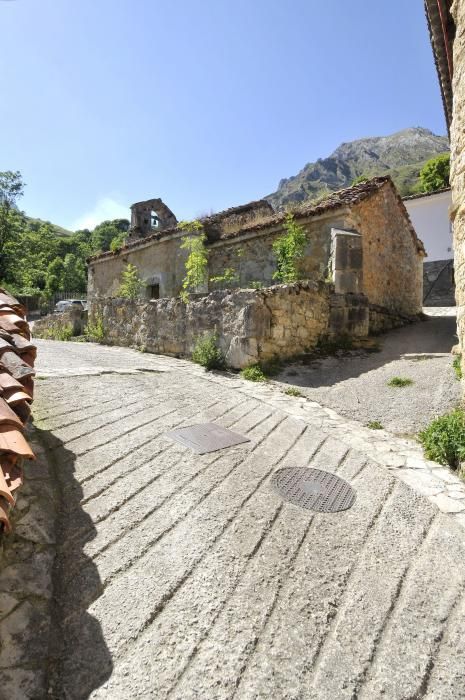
[18,340,465,698]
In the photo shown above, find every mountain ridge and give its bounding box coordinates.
[266,127,449,210]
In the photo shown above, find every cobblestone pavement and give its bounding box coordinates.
[2,338,465,699]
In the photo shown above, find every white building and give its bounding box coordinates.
[403,188,452,262]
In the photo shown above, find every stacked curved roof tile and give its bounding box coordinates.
[0,290,35,533]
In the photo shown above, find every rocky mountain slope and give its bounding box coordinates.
[266,127,449,209]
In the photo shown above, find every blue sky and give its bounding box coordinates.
[2,0,446,231]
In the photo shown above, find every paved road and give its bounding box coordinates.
[18,339,465,698]
[273,309,460,435]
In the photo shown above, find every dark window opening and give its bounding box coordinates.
[149,284,160,299]
[151,210,160,229]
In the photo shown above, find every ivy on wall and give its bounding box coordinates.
[272,213,307,283]
[179,222,209,302]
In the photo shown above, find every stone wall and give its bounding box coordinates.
[208,212,349,290]
[33,308,87,339]
[451,0,465,364]
[350,186,424,315]
[423,259,455,306]
[369,304,423,335]
[88,233,187,300]
[89,283,369,369]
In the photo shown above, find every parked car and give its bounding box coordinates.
[54,299,87,313]
[54,300,72,313]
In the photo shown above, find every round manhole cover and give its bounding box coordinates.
[271,467,356,513]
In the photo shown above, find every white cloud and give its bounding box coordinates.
[71,197,130,231]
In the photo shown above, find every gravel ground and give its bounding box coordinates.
[272,310,461,436]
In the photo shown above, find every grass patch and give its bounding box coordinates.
[39,324,73,341]
[387,377,413,388]
[191,333,225,371]
[453,354,462,380]
[85,315,105,343]
[419,408,465,470]
[367,420,383,430]
[240,364,267,382]
[284,387,304,397]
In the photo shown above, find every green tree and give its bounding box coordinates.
[62,253,87,291]
[419,153,450,192]
[45,258,65,297]
[272,213,307,283]
[0,171,25,280]
[117,263,144,299]
[91,218,130,253]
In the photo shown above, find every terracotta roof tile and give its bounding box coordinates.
[21,376,34,399]
[0,351,35,383]
[0,465,16,506]
[0,371,25,393]
[0,293,36,534]
[0,290,26,317]
[0,397,25,430]
[0,497,11,533]
[0,426,35,459]
[3,457,23,493]
[0,312,30,338]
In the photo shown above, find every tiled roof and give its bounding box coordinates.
[424,0,454,132]
[89,178,396,261]
[402,186,451,201]
[0,289,36,533]
[215,177,395,240]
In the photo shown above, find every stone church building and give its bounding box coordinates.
[88,176,424,318]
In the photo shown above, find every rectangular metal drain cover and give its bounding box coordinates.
[167,423,250,454]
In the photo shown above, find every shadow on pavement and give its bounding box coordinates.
[276,315,458,389]
[35,426,113,699]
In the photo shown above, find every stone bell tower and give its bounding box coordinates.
[127,198,178,241]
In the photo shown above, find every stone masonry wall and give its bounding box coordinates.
[451,0,465,365]
[423,259,455,306]
[88,234,187,301]
[33,308,88,339]
[351,186,424,315]
[89,283,369,369]
[208,212,349,290]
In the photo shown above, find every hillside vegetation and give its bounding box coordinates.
[266,127,449,209]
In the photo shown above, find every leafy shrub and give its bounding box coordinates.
[191,333,225,370]
[272,213,307,283]
[110,232,126,253]
[180,228,208,302]
[240,364,267,382]
[40,323,73,341]
[387,377,413,388]
[367,420,383,430]
[177,219,204,232]
[352,174,369,186]
[117,263,144,299]
[285,387,304,397]
[209,267,239,289]
[453,354,462,380]
[419,409,465,470]
[85,314,105,343]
